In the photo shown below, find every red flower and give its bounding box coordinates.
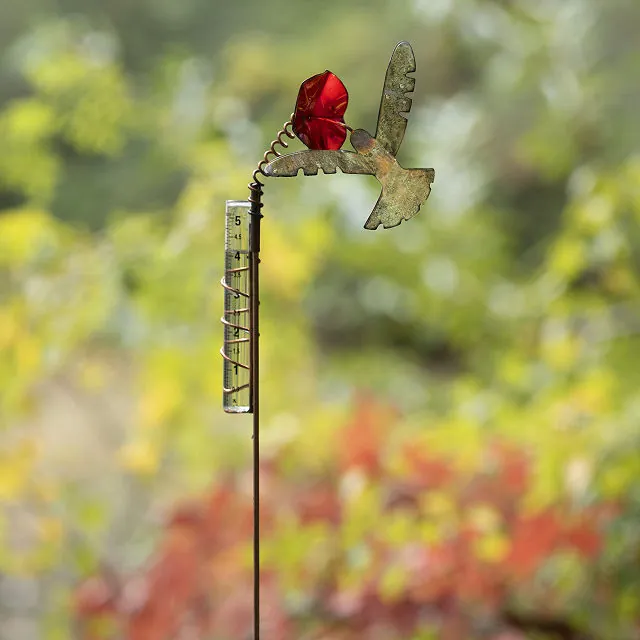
[506,509,563,579]
[338,393,398,475]
[74,575,118,617]
[292,70,349,150]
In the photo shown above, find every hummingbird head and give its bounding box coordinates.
[350,129,376,155]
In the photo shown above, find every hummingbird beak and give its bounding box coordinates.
[350,129,376,155]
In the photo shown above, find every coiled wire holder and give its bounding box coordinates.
[220,118,295,408]
[220,267,250,399]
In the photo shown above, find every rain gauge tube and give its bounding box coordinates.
[221,200,251,413]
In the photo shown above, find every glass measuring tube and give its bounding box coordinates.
[222,201,251,413]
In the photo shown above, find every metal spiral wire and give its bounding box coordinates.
[250,115,295,192]
[221,118,296,403]
[241,116,297,391]
[220,266,250,395]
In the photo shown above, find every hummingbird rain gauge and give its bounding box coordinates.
[220,42,434,637]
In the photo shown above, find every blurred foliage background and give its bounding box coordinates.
[1,0,640,638]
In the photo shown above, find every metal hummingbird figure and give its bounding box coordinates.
[263,41,435,229]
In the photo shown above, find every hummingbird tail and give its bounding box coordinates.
[363,168,434,230]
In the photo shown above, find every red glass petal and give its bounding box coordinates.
[292,70,349,150]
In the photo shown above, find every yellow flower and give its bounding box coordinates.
[118,440,159,476]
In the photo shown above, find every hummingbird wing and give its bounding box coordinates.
[264,150,375,177]
[374,41,416,157]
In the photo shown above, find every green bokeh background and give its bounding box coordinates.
[1,0,639,637]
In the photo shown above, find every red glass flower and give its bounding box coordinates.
[292,70,349,150]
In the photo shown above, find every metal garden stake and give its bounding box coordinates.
[220,41,435,639]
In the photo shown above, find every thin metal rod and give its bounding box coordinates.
[248,184,262,640]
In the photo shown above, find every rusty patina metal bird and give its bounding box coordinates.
[263,41,434,230]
